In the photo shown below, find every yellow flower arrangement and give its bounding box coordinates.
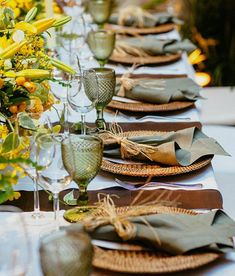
[0,5,73,203]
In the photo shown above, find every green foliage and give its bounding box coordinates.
[0,174,17,204]
[18,112,37,131]
[180,0,235,86]
[142,0,167,10]
[63,190,77,206]
[1,133,20,153]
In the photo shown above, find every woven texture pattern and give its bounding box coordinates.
[101,157,212,177]
[92,206,219,274]
[105,23,175,35]
[93,247,218,273]
[110,52,181,65]
[108,100,194,112]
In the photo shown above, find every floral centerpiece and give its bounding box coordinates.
[3,0,64,21]
[0,4,74,203]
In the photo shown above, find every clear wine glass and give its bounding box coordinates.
[59,15,86,67]
[0,211,30,275]
[37,133,72,229]
[87,29,116,67]
[51,70,70,135]
[67,70,98,134]
[84,67,116,130]
[88,0,113,28]
[62,134,103,222]
[20,113,53,223]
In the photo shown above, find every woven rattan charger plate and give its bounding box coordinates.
[100,130,212,177]
[105,23,175,35]
[108,99,194,112]
[92,206,219,273]
[109,52,181,65]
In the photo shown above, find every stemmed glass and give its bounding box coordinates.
[85,68,116,130]
[87,29,116,67]
[21,113,53,223]
[37,133,72,229]
[51,70,70,135]
[62,134,103,222]
[58,15,86,67]
[67,70,98,134]
[88,0,113,28]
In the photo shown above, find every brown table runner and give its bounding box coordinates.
[4,188,223,211]
[103,121,202,131]
[5,122,223,211]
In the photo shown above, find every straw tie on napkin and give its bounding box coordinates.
[109,6,182,27]
[116,74,202,104]
[84,209,235,255]
[114,37,196,56]
[103,127,229,166]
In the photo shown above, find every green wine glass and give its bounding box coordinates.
[88,0,113,28]
[62,134,103,221]
[84,67,116,130]
[87,29,116,67]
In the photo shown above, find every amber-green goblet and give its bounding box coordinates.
[88,0,113,28]
[62,134,103,222]
[87,29,115,67]
[84,67,116,130]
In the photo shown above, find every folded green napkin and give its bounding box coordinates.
[104,127,229,166]
[118,37,196,55]
[86,210,235,255]
[109,12,182,27]
[116,77,202,104]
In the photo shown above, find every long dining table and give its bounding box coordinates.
[4,6,235,276]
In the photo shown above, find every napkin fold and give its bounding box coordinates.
[87,210,235,255]
[109,12,182,27]
[116,77,202,104]
[103,127,229,166]
[115,37,196,55]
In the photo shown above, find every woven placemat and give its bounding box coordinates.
[100,129,212,177]
[101,157,212,177]
[93,247,218,274]
[92,206,219,273]
[109,52,181,65]
[105,23,175,35]
[108,100,194,112]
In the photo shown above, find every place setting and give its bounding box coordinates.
[1,1,235,276]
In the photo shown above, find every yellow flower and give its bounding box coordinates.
[8,191,21,201]
[0,163,7,170]
[0,36,12,52]
[13,8,21,18]
[43,93,55,111]
[27,96,44,114]
[0,125,9,139]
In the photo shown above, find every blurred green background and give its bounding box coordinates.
[135,0,235,86]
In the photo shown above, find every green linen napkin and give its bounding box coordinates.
[104,127,229,166]
[116,77,202,104]
[117,37,196,55]
[86,210,235,255]
[109,12,182,27]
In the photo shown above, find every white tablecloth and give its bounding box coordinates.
[9,8,235,276]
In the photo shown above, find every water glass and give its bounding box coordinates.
[85,67,116,130]
[58,15,86,67]
[20,113,53,223]
[62,134,103,221]
[88,0,113,28]
[87,29,116,67]
[37,134,72,228]
[67,70,98,134]
[51,70,70,135]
